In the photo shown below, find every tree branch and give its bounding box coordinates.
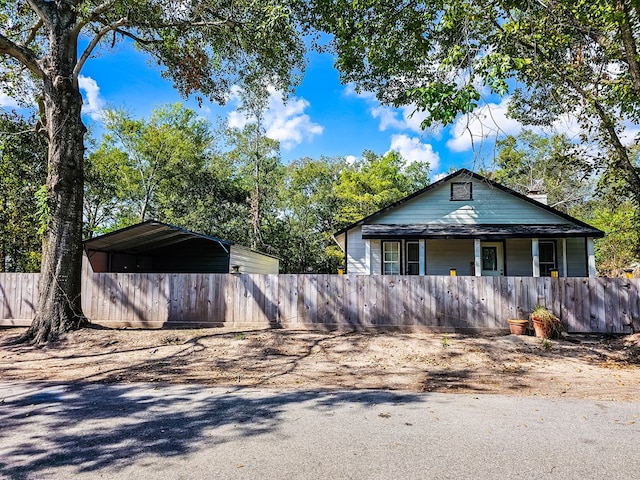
[24,19,43,46]
[135,18,243,30]
[74,17,128,76]
[73,0,118,35]
[616,0,640,93]
[0,33,44,78]
[25,0,53,27]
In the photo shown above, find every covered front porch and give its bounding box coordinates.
[366,237,595,277]
[358,224,600,278]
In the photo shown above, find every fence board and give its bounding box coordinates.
[577,277,590,332]
[321,275,333,327]
[381,276,393,327]
[605,279,619,333]
[629,280,640,332]
[485,277,498,328]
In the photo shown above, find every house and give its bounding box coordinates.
[84,220,279,274]
[333,169,604,277]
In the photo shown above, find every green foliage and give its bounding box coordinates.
[35,185,49,237]
[491,130,593,213]
[590,200,640,275]
[0,111,46,272]
[223,121,284,251]
[531,305,563,339]
[85,104,253,243]
[84,144,131,237]
[274,156,344,273]
[540,338,553,351]
[93,104,214,225]
[335,150,431,227]
[407,83,481,129]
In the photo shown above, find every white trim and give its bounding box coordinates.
[419,240,425,276]
[480,241,504,276]
[382,241,401,275]
[587,237,596,278]
[364,239,371,275]
[474,239,481,276]
[532,238,540,277]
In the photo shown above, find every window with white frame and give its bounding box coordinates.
[383,241,401,275]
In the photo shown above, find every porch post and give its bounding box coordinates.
[419,239,426,276]
[562,239,568,277]
[532,238,540,277]
[587,237,596,278]
[474,239,481,276]
[364,239,371,275]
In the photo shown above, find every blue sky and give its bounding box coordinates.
[1,40,552,178]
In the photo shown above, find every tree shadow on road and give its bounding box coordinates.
[0,382,424,479]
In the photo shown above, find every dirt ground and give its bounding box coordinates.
[1,326,639,401]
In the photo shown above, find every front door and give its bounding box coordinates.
[481,242,504,276]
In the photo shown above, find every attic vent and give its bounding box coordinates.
[451,182,472,201]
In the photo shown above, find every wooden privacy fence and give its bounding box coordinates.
[1,273,639,333]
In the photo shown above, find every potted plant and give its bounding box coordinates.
[506,319,529,335]
[530,305,563,339]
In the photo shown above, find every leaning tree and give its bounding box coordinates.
[0,0,304,343]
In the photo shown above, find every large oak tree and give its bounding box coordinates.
[0,0,304,343]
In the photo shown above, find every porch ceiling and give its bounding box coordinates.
[361,223,604,240]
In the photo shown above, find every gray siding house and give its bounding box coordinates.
[334,169,604,277]
[85,220,279,274]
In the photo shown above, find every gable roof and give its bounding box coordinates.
[334,168,604,238]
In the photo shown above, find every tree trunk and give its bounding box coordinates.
[20,11,88,343]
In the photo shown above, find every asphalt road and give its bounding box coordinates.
[0,381,638,479]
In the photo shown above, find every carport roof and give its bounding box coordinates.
[84,220,231,254]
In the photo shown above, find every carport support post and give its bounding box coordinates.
[474,239,481,277]
[532,238,540,277]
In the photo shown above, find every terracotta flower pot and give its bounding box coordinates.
[531,318,546,338]
[507,319,529,335]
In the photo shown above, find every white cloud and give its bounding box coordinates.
[446,97,522,152]
[343,83,376,102]
[0,91,19,108]
[344,83,430,133]
[227,87,323,150]
[388,134,440,170]
[444,97,620,154]
[371,104,429,133]
[78,75,105,121]
[620,123,640,146]
[227,109,248,129]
